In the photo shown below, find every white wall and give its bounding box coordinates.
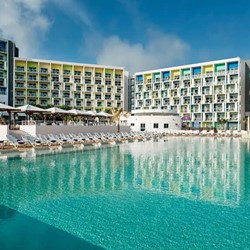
[128,115,181,132]
[0,125,9,140]
[19,125,37,137]
[20,124,131,136]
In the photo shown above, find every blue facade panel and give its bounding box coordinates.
[228,62,238,70]
[162,71,170,78]
[193,67,201,75]
[136,75,143,81]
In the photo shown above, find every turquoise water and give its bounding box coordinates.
[0,137,250,249]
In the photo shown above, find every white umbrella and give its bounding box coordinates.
[96,111,112,117]
[0,103,20,112]
[67,109,89,116]
[18,104,47,113]
[86,110,96,116]
[0,103,21,127]
[46,107,71,114]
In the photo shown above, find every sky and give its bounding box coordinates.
[0,0,250,74]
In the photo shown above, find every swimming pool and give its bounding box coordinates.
[0,137,250,249]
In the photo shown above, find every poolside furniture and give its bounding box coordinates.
[199,130,208,136]
[6,135,27,149]
[207,130,215,136]
[232,130,241,137]
[225,130,233,137]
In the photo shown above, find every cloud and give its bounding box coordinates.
[0,0,50,57]
[96,29,190,74]
[52,0,93,28]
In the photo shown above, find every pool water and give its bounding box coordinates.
[0,137,250,249]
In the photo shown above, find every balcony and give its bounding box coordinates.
[115,74,122,79]
[229,68,238,75]
[40,85,49,90]
[40,94,49,98]
[16,76,25,80]
[40,78,49,82]
[85,80,92,84]
[183,74,190,80]
[85,72,92,77]
[193,73,201,79]
[15,101,25,105]
[28,93,36,97]
[63,78,70,83]
[16,92,25,97]
[40,68,49,74]
[16,84,25,88]
[74,71,81,76]
[28,85,37,89]
[63,95,71,98]
[229,116,238,121]
[28,67,37,73]
[74,79,81,83]
[216,70,225,76]
[0,46,7,53]
[95,73,102,78]
[28,77,37,81]
[205,71,213,77]
[95,80,102,85]
[63,70,71,75]
[53,85,60,90]
[51,69,60,75]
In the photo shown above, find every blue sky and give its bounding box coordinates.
[0,0,250,73]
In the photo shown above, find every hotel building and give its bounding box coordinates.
[13,58,128,111]
[0,38,19,105]
[134,58,250,130]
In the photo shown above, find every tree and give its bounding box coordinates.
[218,118,228,130]
[110,107,124,133]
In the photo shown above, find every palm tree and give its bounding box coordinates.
[218,118,228,130]
[110,107,124,133]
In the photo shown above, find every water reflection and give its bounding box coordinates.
[0,138,249,208]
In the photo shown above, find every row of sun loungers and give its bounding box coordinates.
[0,130,242,151]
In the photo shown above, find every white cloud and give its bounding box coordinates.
[96,29,190,74]
[52,0,93,28]
[0,0,50,57]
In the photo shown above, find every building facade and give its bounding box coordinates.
[128,109,181,132]
[128,77,135,111]
[134,58,248,130]
[14,58,128,111]
[0,38,19,105]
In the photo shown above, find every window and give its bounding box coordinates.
[131,123,135,126]
[164,123,169,129]
[153,123,159,129]
[140,123,145,132]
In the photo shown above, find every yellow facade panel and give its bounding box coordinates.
[203,65,213,73]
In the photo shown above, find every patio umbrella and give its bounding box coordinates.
[67,109,89,116]
[18,104,49,122]
[46,107,74,124]
[46,107,71,114]
[86,110,96,116]
[96,111,113,117]
[0,103,21,128]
